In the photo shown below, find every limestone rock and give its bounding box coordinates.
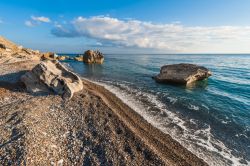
[153,63,212,85]
[21,60,83,99]
[42,53,69,61]
[0,43,6,49]
[41,52,57,60]
[0,36,41,64]
[57,55,68,61]
[74,55,84,62]
[83,50,104,64]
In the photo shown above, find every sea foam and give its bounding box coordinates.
[91,79,249,166]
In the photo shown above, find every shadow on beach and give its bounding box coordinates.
[0,71,53,97]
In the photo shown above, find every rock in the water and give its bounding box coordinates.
[41,52,58,60]
[41,52,69,61]
[74,55,84,61]
[57,55,69,61]
[83,50,104,64]
[21,60,83,99]
[153,63,212,85]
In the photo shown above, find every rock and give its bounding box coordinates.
[34,50,40,54]
[57,56,68,61]
[57,56,65,61]
[74,55,84,62]
[21,60,83,99]
[18,45,23,50]
[0,36,41,64]
[153,63,212,85]
[0,43,6,49]
[42,53,69,61]
[83,50,104,64]
[5,48,12,52]
[41,52,58,60]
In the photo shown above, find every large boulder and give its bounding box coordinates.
[153,63,212,85]
[83,50,104,64]
[21,60,83,99]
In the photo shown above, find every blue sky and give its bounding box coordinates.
[1,0,250,53]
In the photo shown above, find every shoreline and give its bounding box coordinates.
[80,78,208,165]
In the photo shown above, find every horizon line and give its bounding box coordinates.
[57,53,250,55]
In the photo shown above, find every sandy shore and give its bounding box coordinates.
[0,60,207,165]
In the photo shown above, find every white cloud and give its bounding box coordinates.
[31,16,51,23]
[25,20,34,27]
[51,16,250,53]
[25,15,51,27]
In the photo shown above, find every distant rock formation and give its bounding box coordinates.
[41,52,69,61]
[57,55,69,61]
[153,63,212,85]
[74,55,84,61]
[41,52,57,60]
[83,50,104,64]
[21,60,83,99]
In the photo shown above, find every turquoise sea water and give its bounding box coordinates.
[63,54,250,165]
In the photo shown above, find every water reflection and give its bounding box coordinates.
[83,63,103,77]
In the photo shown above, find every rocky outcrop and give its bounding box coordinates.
[0,36,41,64]
[83,50,104,64]
[0,43,6,49]
[74,55,84,62]
[153,63,212,85]
[41,52,58,60]
[21,60,83,99]
[57,55,69,61]
[41,52,69,61]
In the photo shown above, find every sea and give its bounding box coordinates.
[62,54,250,166]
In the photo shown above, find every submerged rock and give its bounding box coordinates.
[83,50,104,64]
[153,63,212,85]
[21,60,83,99]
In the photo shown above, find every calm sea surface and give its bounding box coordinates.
[63,54,250,165]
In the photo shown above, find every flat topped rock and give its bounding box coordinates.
[21,60,83,99]
[153,63,212,85]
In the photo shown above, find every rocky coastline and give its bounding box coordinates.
[0,37,208,165]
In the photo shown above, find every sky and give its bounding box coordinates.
[1,0,250,53]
